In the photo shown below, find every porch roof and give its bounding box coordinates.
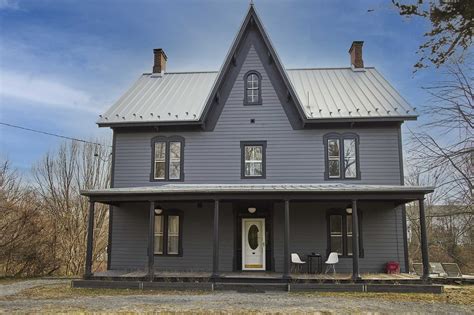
[81,183,434,204]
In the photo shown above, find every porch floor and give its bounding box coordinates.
[92,270,420,281]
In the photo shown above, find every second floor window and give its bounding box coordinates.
[244,71,262,105]
[324,133,360,180]
[241,141,266,178]
[151,136,184,181]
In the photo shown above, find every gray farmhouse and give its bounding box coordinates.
[81,4,433,283]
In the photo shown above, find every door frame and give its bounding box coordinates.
[242,218,266,271]
[233,201,274,272]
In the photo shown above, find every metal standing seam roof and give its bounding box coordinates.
[81,183,434,196]
[97,67,417,126]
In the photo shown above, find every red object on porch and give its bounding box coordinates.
[386,261,400,274]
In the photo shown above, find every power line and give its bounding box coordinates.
[0,122,110,147]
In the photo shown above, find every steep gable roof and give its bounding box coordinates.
[97,5,417,128]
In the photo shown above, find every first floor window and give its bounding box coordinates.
[241,141,266,178]
[327,210,363,257]
[154,211,182,255]
[151,136,184,181]
[324,133,359,179]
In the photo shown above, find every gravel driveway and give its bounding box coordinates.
[1,280,473,314]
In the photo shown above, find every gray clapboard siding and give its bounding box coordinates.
[110,201,405,273]
[113,36,402,187]
[111,202,235,272]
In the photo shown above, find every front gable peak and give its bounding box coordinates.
[200,5,306,130]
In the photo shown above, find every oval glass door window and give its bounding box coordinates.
[248,225,259,250]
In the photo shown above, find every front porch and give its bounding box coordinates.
[72,269,444,293]
[81,184,434,285]
[90,269,421,283]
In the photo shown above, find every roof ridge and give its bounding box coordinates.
[142,67,377,76]
[287,66,375,71]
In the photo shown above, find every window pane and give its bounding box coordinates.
[245,146,262,161]
[345,158,357,178]
[347,214,352,234]
[155,142,166,160]
[169,162,180,179]
[154,215,164,254]
[154,142,166,179]
[344,139,357,178]
[245,162,262,176]
[331,236,343,255]
[347,236,353,256]
[167,215,180,255]
[169,142,181,160]
[328,139,340,157]
[330,215,342,234]
[328,160,340,178]
[154,162,166,179]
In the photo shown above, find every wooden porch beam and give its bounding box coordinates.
[84,201,95,279]
[351,200,361,281]
[211,200,220,279]
[147,201,155,281]
[283,199,291,279]
[419,198,430,282]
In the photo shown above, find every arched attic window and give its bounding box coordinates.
[244,71,262,105]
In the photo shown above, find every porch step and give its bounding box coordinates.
[214,282,288,292]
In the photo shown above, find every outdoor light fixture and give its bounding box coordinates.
[154,208,163,215]
[346,207,352,214]
[248,207,257,214]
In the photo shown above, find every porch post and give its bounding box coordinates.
[212,199,220,279]
[351,200,361,281]
[84,201,95,279]
[283,199,291,279]
[147,201,155,281]
[418,198,430,281]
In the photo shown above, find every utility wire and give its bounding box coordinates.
[0,122,110,147]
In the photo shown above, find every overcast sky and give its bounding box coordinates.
[0,0,437,173]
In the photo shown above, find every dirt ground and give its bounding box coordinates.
[0,279,473,314]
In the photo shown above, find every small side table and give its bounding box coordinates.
[307,254,322,274]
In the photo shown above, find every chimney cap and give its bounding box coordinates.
[154,48,168,60]
[349,41,364,53]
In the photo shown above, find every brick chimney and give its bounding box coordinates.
[153,48,167,73]
[349,41,364,69]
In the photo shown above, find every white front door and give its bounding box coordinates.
[242,218,266,271]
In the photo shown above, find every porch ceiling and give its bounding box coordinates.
[81,183,434,205]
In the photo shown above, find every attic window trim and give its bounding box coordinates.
[243,70,262,106]
[150,135,185,182]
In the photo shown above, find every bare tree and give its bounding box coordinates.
[0,159,57,276]
[405,57,473,272]
[32,140,111,276]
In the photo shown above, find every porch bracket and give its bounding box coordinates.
[282,199,291,279]
[147,201,155,281]
[211,199,220,279]
[418,198,430,282]
[84,201,95,279]
[351,199,361,281]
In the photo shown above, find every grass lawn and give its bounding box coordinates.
[3,283,211,301]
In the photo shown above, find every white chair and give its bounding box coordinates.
[291,253,306,273]
[324,252,339,274]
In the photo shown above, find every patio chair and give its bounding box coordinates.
[441,263,463,278]
[291,253,306,273]
[412,263,446,278]
[430,262,448,277]
[324,252,339,274]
